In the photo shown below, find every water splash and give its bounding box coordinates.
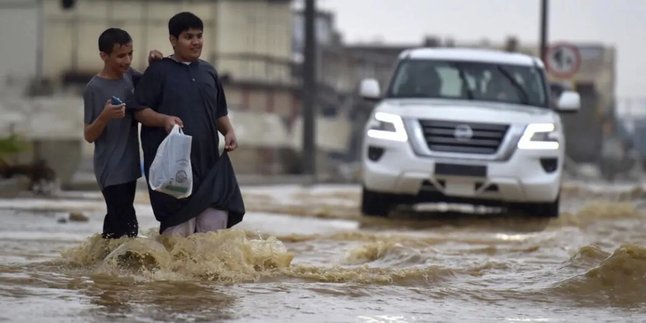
[287,264,455,285]
[555,202,642,227]
[61,229,294,282]
[59,229,466,285]
[561,183,646,201]
[567,244,611,268]
[344,241,425,266]
[555,244,646,306]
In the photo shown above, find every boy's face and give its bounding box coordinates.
[100,42,133,74]
[170,28,203,62]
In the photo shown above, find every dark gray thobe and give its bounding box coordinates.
[135,58,245,233]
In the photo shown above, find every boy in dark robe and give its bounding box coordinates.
[134,12,245,236]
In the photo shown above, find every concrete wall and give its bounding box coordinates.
[41,0,292,86]
[216,0,293,84]
[0,0,39,97]
[0,96,84,185]
[43,0,215,77]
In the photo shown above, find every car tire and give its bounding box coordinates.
[537,198,560,218]
[361,187,393,217]
[514,197,560,218]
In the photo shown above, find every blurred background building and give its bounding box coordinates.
[0,0,631,190]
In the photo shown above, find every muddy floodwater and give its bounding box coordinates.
[1,181,646,322]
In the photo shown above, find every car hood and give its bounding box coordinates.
[376,99,557,124]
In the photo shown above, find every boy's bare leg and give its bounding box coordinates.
[195,208,228,233]
[161,218,195,237]
[160,208,227,236]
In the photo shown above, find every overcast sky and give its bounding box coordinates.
[316,0,646,99]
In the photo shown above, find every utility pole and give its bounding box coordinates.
[36,0,43,82]
[302,0,317,177]
[539,0,549,62]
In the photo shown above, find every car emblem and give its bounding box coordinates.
[454,124,473,141]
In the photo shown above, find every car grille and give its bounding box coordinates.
[419,119,509,154]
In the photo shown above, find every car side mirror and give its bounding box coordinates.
[556,91,580,112]
[359,79,381,101]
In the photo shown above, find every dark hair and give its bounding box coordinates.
[98,28,132,54]
[168,12,203,38]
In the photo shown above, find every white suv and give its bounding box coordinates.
[359,48,580,217]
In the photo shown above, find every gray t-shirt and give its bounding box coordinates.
[83,71,141,189]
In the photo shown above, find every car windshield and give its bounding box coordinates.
[387,59,548,107]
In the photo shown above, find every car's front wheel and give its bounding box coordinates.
[514,197,560,218]
[361,187,395,217]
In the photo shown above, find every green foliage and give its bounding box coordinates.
[0,135,26,157]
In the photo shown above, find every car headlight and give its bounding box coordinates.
[366,112,408,142]
[517,123,560,150]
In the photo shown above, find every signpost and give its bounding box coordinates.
[545,43,581,78]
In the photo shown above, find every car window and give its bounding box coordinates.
[388,59,548,107]
[436,65,462,97]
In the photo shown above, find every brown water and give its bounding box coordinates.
[1,182,646,322]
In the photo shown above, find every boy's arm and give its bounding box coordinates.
[216,116,237,152]
[133,61,182,132]
[128,49,162,87]
[135,108,183,133]
[83,88,125,143]
[213,71,237,151]
[148,50,163,64]
[84,114,108,144]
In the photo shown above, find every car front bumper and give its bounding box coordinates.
[362,136,562,203]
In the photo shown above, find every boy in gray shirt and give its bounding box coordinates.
[83,28,160,238]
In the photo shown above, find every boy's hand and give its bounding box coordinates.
[148,50,163,64]
[99,99,125,121]
[224,131,238,152]
[164,116,184,133]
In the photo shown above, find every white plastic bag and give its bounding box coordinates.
[148,125,193,199]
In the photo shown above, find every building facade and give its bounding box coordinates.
[41,0,301,174]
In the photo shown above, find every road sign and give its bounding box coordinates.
[545,43,581,78]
